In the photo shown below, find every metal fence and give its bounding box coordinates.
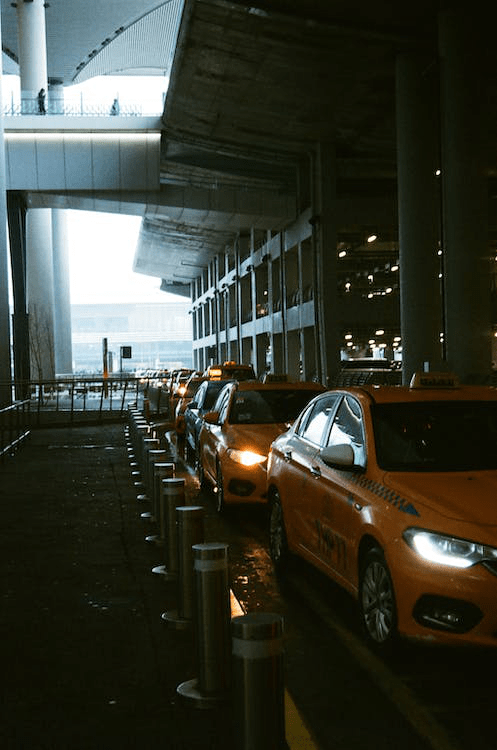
[3,377,144,428]
[2,95,161,117]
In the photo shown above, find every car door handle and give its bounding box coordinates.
[284,450,292,462]
[310,465,321,478]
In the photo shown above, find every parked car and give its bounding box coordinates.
[174,375,207,436]
[203,361,256,381]
[198,380,325,512]
[183,379,235,463]
[266,372,497,648]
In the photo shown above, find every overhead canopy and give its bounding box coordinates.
[2,0,497,293]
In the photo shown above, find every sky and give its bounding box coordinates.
[66,210,174,305]
[5,73,179,306]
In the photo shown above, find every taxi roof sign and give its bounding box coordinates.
[409,372,460,389]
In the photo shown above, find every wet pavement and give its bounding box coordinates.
[0,421,234,750]
[1,416,468,750]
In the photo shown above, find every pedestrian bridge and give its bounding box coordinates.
[2,112,294,225]
[3,114,162,197]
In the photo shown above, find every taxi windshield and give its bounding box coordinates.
[230,389,322,425]
[373,401,497,471]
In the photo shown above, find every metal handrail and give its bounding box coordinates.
[1,376,144,426]
[0,399,31,459]
[2,95,161,117]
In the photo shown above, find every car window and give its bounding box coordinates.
[194,382,207,405]
[203,382,230,411]
[298,394,340,444]
[229,388,324,425]
[372,401,497,471]
[215,389,232,423]
[326,395,366,467]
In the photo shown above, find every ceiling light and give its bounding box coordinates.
[338,250,347,258]
[375,329,384,335]
[367,234,377,243]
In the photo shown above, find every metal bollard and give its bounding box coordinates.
[152,477,185,579]
[146,462,175,545]
[143,449,169,522]
[162,505,204,629]
[231,613,286,750]
[177,542,231,707]
[137,437,159,501]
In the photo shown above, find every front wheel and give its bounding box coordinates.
[359,547,398,647]
[268,492,289,575]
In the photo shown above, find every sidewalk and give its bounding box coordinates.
[0,421,233,750]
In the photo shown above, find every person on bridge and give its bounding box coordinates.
[37,88,46,114]
[110,98,120,115]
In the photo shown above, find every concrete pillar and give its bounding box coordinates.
[302,327,317,382]
[256,333,268,378]
[312,142,341,386]
[27,209,55,380]
[17,0,48,114]
[286,330,300,381]
[0,14,13,405]
[439,8,491,382]
[52,209,73,375]
[396,53,442,384]
[272,333,284,375]
[16,0,56,380]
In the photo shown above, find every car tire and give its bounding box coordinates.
[359,547,398,648]
[215,461,225,513]
[268,492,289,575]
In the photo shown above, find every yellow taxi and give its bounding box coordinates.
[174,375,207,436]
[198,380,325,512]
[266,373,497,648]
[204,361,256,381]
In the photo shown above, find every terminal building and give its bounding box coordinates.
[71,302,193,374]
[1,1,497,403]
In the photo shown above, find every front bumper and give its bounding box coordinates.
[389,542,497,646]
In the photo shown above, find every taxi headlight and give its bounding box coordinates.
[403,528,497,569]
[227,449,267,467]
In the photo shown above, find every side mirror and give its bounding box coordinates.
[203,411,220,425]
[320,443,356,469]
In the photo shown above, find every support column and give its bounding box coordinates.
[312,142,341,386]
[52,209,73,375]
[439,8,491,382]
[17,0,56,380]
[396,52,442,384]
[7,193,30,396]
[17,0,48,114]
[0,13,12,405]
[27,209,55,380]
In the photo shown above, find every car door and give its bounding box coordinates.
[185,382,205,452]
[200,387,232,483]
[314,394,367,586]
[279,394,340,560]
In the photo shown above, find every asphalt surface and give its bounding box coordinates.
[0,419,235,750]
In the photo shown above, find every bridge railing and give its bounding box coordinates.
[2,95,162,117]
